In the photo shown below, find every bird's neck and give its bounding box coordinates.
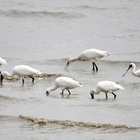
[131,65,137,76]
[95,88,100,94]
[3,71,14,77]
[48,85,58,92]
[70,56,81,62]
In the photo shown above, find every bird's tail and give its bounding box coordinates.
[78,82,83,87]
[117,84,124,90]
[104,51,110,56]
[36,70,42,75]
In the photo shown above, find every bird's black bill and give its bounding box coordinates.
[90,93,94,99]
[122,65,132,77]
[64,61,69,69]
[46,91,49,96]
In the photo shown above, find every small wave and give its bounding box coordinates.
[77,5,129,11]
[78,5,108,10]
[0,9,84,19]
[3,73,61,81]
[0,114,18,121]
[19,115,138,131]
[0,94,16,100]
[98,59,140,66]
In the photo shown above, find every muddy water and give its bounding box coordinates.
[0,0,140,139]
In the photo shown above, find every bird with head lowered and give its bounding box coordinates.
[46,76,82,97]
[64,48,110,72]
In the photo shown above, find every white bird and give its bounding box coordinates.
[2,65,42,84]
[64,48,110,72]
[0,57,7,66]
[122,63,140,78]
[90,81,124,99]
[46,76,82,96]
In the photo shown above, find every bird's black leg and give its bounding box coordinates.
[94,62,98,72]
[61,89,65,98]
[29,76,34,83]
[22,78,24,84]
[92,62,95,72]
[0,71,3,86]
[111,92,116,98]
[105,93,108,99]
[92,62,98,72]
[66,89,71,95]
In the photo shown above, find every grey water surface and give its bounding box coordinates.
[0,0,140,139]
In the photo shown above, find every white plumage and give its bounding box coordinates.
[123,63,140,78]
[0,57,7,65]
[64,48,110,72]
[90,81,124,99]
[46,76,82,96]
[2,65,42,84]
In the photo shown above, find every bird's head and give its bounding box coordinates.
[129,63,135,68]
[64,58,76,69]
[90,89,96,99]
[122,63,133,77]
[46,87,51,96]
[1,71,10,78]
[46,91,49,96]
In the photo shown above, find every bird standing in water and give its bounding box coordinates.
[123,63,140,78]
[46,76,82,97]
[90,81,124,99]
[2,65,42,84]
[64,48,110,72]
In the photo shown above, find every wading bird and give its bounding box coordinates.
[64,48,110,72]
[90,81,124,99]
[122,63,140,78]
[0,57,7,66]
[46,76,82,96]
[2,65,42,84]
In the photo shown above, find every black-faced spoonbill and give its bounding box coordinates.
[64,48,110,72]
[2,65,42,84]
[90,81,124,99]
[123,63,140,78]
[0,57,7,66]
[46,76,82,96]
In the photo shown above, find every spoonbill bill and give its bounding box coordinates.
[2,65,42,84]
[46,76,82,96]
[90,81,124,99]
[123,63,140,78]
[0,57,7,65]
[64,48,110,72]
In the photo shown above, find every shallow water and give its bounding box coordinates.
[0,0,140,139]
